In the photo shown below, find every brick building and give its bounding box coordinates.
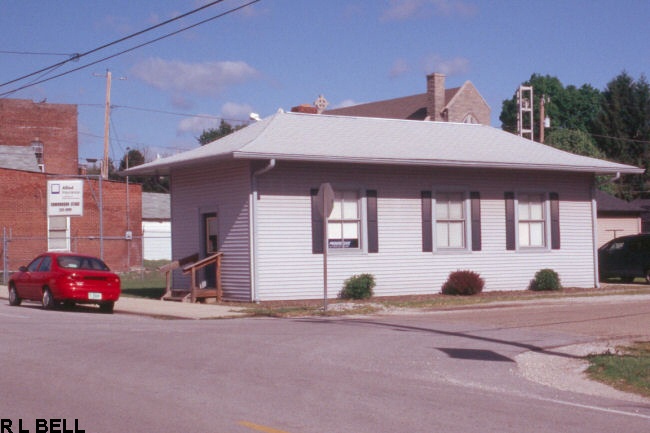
[325,73,491,125]
[0,98,79,174]
[0,98,142,274]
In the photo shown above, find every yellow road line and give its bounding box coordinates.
[238,420,292,433]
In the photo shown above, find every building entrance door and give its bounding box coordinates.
[202,212,218,288]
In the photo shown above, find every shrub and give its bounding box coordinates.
[530,268,562,291]
[339,273,375,300]
[441,270,484,296]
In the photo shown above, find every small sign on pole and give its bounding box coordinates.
[47,180,84,217]
[315,182,334,310]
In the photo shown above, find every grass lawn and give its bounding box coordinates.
[586,341,650,398]
[119,260,168,299]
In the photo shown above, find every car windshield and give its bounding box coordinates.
[57,256,110,271]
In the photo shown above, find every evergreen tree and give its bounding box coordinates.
[591,72,650,198]
[198,119,246,145]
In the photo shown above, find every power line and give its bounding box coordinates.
[0,0,228,89]
[0,0,261,98]
[0,50,76,57]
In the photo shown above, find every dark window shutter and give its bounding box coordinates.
[310,188,324,254]
[367,190,378,253]
[550,192,560,250]
[505,192,515,251]
[421,191,433,252]
[470,191,481,251]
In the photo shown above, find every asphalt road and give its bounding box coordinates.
[1,296,649,433]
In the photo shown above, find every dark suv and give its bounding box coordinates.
[598,234,650,283]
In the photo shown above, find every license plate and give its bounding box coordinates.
[88,292,102,300]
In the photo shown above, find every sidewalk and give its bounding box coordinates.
[0,285,248,319]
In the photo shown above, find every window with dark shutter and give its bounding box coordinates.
[310,188,324,254]
[505,192,515,251]
[366,190,378,253]
[550,192,560,250]
[470,192,481,251]
[421,191,433,252]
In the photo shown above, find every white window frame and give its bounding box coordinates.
[433,190,471,252]
[516,192,550,249]
[327,188,367,253]
[48,216,70,251]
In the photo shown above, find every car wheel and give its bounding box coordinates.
[99,301,114,314]
[8,285,21,306]
[42,288,56,310]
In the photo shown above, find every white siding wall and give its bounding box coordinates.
[597,216,641,246]
[254,162,597,300]
[170,160,252,301]
[142,221,171,260]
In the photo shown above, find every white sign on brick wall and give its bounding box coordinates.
[47,180,84,216]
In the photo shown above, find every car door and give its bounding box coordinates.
[599,240,626,277]
[36,255,54,295]
[624,237,646,278]
[18,256,45,300]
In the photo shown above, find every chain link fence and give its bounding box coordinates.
[0,228,171,284]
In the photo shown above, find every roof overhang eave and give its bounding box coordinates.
[120,153,235,177]
[232,152,644,175]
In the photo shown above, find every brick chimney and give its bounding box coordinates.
[291,104,318,114]
[426,73,446,121]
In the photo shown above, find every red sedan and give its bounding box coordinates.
[8,252,121,313]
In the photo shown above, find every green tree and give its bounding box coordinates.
[500,74,601,135]
[545,129,604,158]
[198,119,246,145]
[117,148,169,193]
[591,72,650,198]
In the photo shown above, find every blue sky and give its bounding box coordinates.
[2,0,649,165]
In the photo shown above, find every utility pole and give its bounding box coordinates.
[539,95,550,144]
[94,69,126,179]
[102,70,111,180]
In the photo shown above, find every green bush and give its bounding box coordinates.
[530,268,562,291]
[339,273,375,300]
[441,270,484,296]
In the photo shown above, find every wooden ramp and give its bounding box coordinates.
[160,252,223,303]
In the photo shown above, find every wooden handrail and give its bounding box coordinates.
[181,252,223,302]
[159,252,224,302]
[159,253,199,299]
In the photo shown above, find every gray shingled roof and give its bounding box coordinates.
[0,145,40,172]
[595,190,643,213]
[124,111,643,176]
[142,192,170,220]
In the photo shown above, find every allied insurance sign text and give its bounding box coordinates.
[47,180,83,217]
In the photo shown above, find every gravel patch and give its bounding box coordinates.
[516,340,650,404]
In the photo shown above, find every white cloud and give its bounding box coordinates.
[423,55,470,76]
[220,102,254,123]
[389,58,410,78]
[381,0,477,21]
[177,115,221,136]
[332,99,359,109]
[176,102,253,136]
[131,57,259,96]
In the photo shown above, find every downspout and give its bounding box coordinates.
[591,182,600,288]
[249,159,276,302]
[592,171,621,287]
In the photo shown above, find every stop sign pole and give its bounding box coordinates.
[315,183,334,311]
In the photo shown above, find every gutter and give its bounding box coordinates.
[249,159,276,303]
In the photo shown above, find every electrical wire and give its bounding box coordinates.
[0,0,227,89]
[0,0,261,98]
